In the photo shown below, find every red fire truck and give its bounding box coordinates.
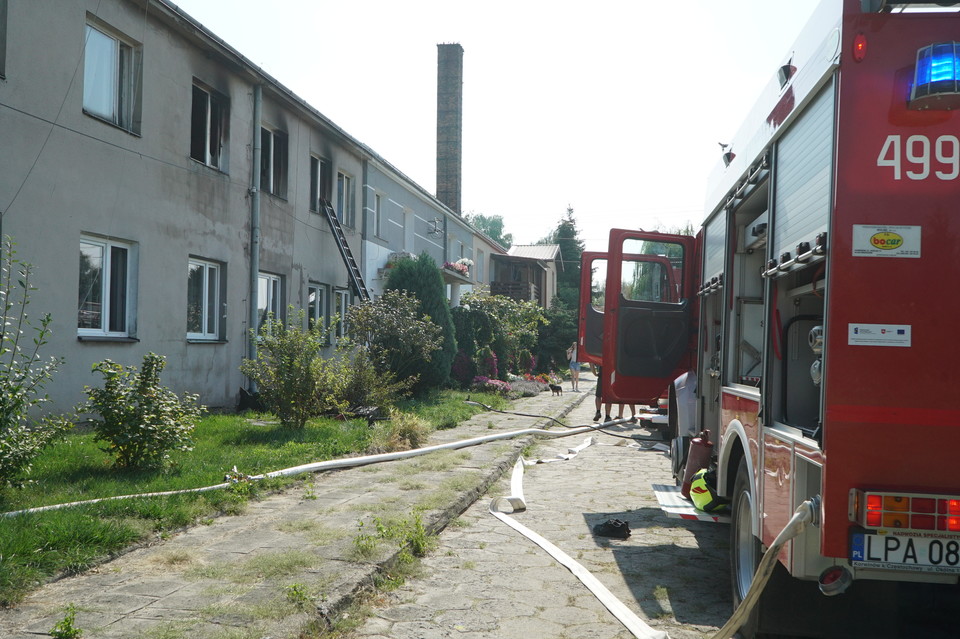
[591,1,960,636]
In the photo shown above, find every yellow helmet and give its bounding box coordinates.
[689,467,730,513]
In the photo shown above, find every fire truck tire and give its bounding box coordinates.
[670,436,689,485]
[730,457,761,638]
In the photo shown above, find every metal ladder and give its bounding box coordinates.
[319,198,370,302]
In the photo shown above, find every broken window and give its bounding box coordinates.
[260,127,288,196]
[309,155,331,212]
[190,83,228,169]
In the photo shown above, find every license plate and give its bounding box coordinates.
[851,531,960,574]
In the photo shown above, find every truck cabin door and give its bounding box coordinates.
[602,229,696,405]
[578,252,607,367]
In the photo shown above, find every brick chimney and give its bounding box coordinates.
[436,43,463,215]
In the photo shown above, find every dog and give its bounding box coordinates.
[549,383,563,396]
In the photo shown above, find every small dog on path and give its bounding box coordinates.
[549,383,563,396]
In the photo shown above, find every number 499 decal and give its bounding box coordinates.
[877,134,960,180]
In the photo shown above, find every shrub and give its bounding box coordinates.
[339,341,414,410]
[240,309,347,428]
[367,408,431,453]
[471,376,512,396]
[476,346,498,380]
[385,254,458,392]
[345,290,442,384]
[82,353,204,469]
[450,350,476,388]
[0,237,71,486]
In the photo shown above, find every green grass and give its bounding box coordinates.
[397,390,509,429]
[0,390,508,606]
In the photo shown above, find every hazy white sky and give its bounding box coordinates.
[172,0,820,250]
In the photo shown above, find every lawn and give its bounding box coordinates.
[0,390,509,606]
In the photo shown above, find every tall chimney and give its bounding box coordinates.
[436,43,463,215]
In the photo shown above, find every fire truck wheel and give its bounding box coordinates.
[730,456,761,638]
[670,436,689,484]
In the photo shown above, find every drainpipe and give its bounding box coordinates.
[247,84,262,394]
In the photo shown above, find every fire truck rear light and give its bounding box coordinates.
[853,33,867,62]
[884,496,909,511]
[883,513,907,528]
[856,490,960,532]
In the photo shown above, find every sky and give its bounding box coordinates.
[171,0,821,251]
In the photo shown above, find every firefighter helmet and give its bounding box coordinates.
[689,467,730,513]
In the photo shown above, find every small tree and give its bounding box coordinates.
[459,291,546,377]
[385,254,458,392]
[0,237,71,486]
[240,309,347,428]
[345,290,442,383]
[82,353,204,469]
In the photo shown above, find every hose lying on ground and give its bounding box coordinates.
[710,497,821,639]
[1,413,629,519]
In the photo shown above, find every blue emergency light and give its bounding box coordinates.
[911,42,960,107]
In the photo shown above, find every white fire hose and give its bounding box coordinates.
[1,417,617,519]
[710,496,821,639]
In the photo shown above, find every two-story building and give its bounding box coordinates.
[0,0,502,413]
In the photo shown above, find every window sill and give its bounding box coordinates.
[77,335,140,343]
[82,110,141,137]
[263,190,288,202]
[187,338,228,344]
[188,157,228,175]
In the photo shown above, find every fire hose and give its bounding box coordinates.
[710,496,821,639]
[1,412,622,519]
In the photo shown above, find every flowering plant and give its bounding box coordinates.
[471,376,512,395]
[443,261,470,276]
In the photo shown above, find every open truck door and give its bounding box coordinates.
[577,252,607,368]
[602,229,698,404]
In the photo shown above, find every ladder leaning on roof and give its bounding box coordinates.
[319,198,370,302]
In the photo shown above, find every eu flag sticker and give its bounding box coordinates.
[851,533,865,561]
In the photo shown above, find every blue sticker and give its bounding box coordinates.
[851,533,865,561]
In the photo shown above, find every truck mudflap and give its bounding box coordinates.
[652,483,731,524]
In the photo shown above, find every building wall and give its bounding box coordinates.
[0,0,500,414]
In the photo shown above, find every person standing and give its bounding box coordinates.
[566,342,581,391]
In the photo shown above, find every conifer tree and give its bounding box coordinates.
[385,253,458,392]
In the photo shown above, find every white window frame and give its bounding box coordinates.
[257,272,283,332]
[260,127,288,196]
[190,82,228,170]
[307,283,330,333]
[334,288,351,338]
[83,22,141,133]
[373,193,382,237]
[0,0,7,78]
[187,258,221,340]
[337,171,354,226]
[78,236,135,337]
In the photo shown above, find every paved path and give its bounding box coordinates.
[0,372,732,638]
[347,379,731,639]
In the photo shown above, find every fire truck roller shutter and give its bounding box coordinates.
[771,79,834,267]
